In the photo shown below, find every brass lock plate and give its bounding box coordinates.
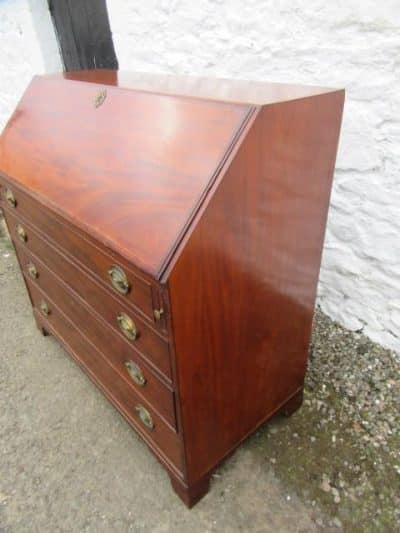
[94,89,107,108]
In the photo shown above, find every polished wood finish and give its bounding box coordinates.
[16,243,176,428]
[0,181,155,320]
[0,71,344,507]
[52,69,340,106]
[0,75,251,277]
[5,210,171,380]
[30,302,183,474]
[168,91,345,485]
[169,474,211,509]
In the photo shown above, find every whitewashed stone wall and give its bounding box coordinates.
[107,0,400,353]
[0,1,398,353]
[0,0,61,131]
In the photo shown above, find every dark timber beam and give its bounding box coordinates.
[48,0,118,71]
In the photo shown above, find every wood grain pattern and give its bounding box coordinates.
[0,181,155,320]
[0,76,252,277]
[0,71,345,507]
[4,209,171,380]
[11,240,174,408]
[168,91,345,484]
[29,302,183,474]
[13,246,176,431]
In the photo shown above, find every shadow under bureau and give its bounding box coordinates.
[0,70,344,507]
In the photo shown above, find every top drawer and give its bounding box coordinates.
[1,180,159,322]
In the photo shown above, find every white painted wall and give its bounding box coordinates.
[0,0,398,352]
[0,0,61,131]
[107,0,400,353]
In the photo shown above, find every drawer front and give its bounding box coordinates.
[5,210,171,379]
[29,305,183,475]
[19,252,176,430]
[0,182,155,320]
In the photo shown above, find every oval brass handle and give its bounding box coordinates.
[125,360,146,387]
[39,300,50,316]
[17,224,27,243]
[108,265,131,295]
[135,405,154,430]
[27,262,38,279]
[5,188,16,208]
[117,312,137,340]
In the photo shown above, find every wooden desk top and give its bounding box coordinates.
[0,73,252,277]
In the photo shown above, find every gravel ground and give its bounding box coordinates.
[0,213,399,532]
[253,308,400,531]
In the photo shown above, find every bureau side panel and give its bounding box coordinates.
[168,91,345,483]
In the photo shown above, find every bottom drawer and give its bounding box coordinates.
[29,286,184,476]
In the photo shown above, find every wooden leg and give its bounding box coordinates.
[280,389,303,417]
[170,474,211,508]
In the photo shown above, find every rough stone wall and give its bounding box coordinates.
[0,0,61,132]
[0,1,398,353]
[107,0,400,353]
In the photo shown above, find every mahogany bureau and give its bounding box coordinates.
[0,70,344,507]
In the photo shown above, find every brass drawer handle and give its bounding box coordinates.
[108,264,131,295]
[27,262,38,279]
[5,188,16,208]
[125,360,146,387]
[39,300,50,317]
[16,224,27,243]
[135,405,154,430]
[117,312,137,340]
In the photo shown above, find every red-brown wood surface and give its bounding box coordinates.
[4,208,171,381]
[12,246,176,431]
[52,69,340,106]
[29,300,183,475]
[0,72,345,506]
[0,76,251,277]
[0,180,155,319]
[168,91,345,483]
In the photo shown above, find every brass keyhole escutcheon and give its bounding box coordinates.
[94,89,107,108]
[117,312,137,341]
[135,405,154,430]
[17,224,27,243]
[27,262,38,279]
[125,360,146,387]
[108,264,131,295]
[39,300,50,317]
[5,188,16,208]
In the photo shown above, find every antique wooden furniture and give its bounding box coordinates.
[0,71,344,507]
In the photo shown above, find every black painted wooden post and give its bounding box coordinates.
[48,0,118,71]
